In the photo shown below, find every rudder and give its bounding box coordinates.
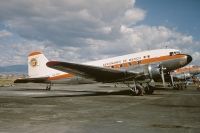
[28,51,64,78]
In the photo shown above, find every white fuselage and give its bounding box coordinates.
[27,49,191,82]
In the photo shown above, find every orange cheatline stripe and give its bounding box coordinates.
[141,54,185,64]
[175,67,200,74]
[110,54,186,69]
[48,73,74,80]
[28,51,42,57]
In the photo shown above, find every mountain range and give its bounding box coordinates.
[0,65,27,74]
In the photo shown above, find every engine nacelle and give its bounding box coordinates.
[147,64,161,79]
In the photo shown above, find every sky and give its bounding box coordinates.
[0,0,199,66]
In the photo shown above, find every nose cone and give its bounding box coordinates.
[187,55,192,64]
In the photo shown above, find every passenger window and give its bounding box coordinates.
[137,60,141,64]
[169,52,173,56]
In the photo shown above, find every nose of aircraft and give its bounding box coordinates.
[187,55,192,64]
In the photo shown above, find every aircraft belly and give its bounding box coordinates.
[50,76,96,84]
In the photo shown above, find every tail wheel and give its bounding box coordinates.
[46,83,51,91]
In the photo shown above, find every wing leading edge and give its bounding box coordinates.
[46,61,146,83]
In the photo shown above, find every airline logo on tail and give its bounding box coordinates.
[30,58,38,67]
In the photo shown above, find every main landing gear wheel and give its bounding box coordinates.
[144,85,154,95]
[131,84,143,96]
[173,84,183,90]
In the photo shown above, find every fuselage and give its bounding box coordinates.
[48,49,192,82]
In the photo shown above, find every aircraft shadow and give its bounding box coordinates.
[13,87,164,98]
[33,89,134,98]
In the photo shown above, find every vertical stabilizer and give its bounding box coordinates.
[28,51,64,78]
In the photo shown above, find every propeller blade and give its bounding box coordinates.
[170,73,174,87]
[160,66,166,87]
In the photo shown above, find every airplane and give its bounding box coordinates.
[170,65,200,89]
[14,49,192,95]
[172,65,200,79]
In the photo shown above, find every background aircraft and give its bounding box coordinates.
[170,65,200,89]
[172,65,200,79]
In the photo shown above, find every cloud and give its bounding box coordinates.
[0,30,12,38]
[0,0,144,45]
[0,0,199,66]
[124,8,146,24]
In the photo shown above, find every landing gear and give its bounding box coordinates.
[46,83,52,91]
[144,85,154,94]
[130,84,143,96]
[126,81,155,96]
[173,83,184,90]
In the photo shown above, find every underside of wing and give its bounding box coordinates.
[14,77,49,83]
[46,61,145,83]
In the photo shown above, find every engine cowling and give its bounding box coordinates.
[147,64,161,79]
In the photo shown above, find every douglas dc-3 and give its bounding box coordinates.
[172,65,200,80]
[169,65,200,89]
[14,49,192,96]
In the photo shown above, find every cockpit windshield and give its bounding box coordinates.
[169,51,181,56]
[174,51,181,54]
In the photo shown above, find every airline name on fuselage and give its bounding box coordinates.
[103,55,149,67]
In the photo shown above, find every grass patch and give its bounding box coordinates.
[0,78,15,86]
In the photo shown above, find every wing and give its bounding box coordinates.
[46,61,146,83]
[14,77,49,83]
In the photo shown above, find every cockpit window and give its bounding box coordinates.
[170,51,181,56]
[174,51,180,54]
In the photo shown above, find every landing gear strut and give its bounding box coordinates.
[144,84,154,94]
[127,81,143,96]
[46,83,52,91]
[130,84,143,96]
[173,83,184,90]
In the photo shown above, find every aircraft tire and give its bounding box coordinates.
[144,85,154,95]
[173,84,180,90]
[132,85,143,96]
[46,84,51,91]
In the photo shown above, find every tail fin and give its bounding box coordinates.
[28,51,64,78]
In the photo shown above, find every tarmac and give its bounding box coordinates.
[0,83,200,133]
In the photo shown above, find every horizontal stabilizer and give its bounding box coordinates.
[14,77,49,83]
